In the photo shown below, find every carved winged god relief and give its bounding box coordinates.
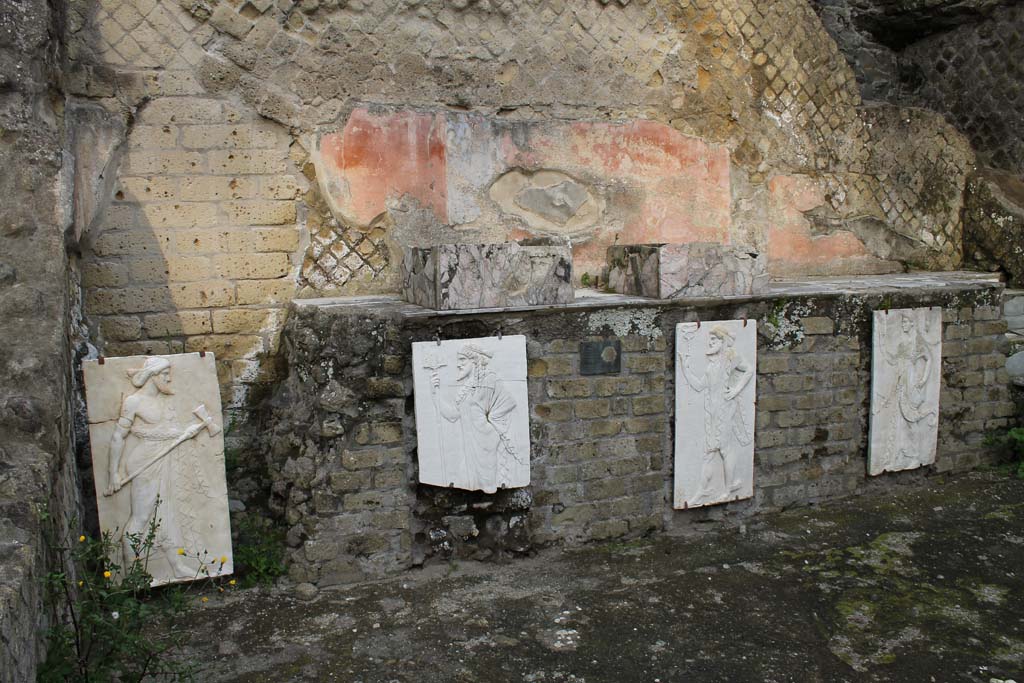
[674,321,757,509]
[868,307,942,476]
[412,335,531,492]
[82,353,232,585]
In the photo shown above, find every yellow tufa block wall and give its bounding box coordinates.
[82,97,306,417]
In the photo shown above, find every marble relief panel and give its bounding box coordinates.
[674,321,757,509]
[82,353,232,585]
[868,307,942,476]
[412,335,530,492]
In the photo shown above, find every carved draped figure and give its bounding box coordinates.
[452,371,518,494]
[691,349,753,505]
[884,335,938,469]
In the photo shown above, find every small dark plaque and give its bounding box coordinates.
[580,339,621,375]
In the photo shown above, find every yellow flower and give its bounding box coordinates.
[220,555,228,564]
[103,571,111,579]
[228,579,236,586]
[201,597,208,603]
[78,535,85,543]
[78,581,83,587]
[176,548,185,556]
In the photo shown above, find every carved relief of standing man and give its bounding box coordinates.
[679,325,754,505]
[430,343,520,493]
[105,357,209,578]
[875,312,938,470]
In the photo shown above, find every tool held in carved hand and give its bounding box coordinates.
[422,348,448,484]
[112,404,221,492]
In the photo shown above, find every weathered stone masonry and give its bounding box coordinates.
[266,274,1013,586]
[0,1,83,681]
[66,0,988,442]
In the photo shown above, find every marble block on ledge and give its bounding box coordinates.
[605,243,768,299]
[401,241,574,310]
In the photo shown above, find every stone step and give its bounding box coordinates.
[1008,350,1024,387]
[1005,290,1024,385]
[1003,290,1024,341]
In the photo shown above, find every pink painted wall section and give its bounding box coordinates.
[318,110,447,225]
[765,175,890,277]
[521,121,732,273]
[570,122,731,262]
[314,108,733,278]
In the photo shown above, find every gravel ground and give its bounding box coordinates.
[178,470,1024,683]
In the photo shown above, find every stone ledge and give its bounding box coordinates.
[293,272,1003,318]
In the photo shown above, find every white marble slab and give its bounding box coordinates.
[82,352,232,585]
[412,335,530,492]
[674,320,757,508]
[868,307,942,476]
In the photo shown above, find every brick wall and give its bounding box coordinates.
[526,335,668,545]
[265,274,1013,587]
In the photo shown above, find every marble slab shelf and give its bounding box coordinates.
[295,272,1002,318]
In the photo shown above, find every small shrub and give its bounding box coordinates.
[984,427,1024,479]
[39,504,234,682]
[232,515,287,587]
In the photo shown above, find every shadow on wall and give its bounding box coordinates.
[72,94,302,516]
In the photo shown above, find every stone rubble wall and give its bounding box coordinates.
[0,1,83,680]
[963,169,1024,288]
[268,276,1014,587]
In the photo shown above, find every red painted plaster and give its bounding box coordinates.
[318,109,447,225]
[316,110,733,279]
[766,175,871,273]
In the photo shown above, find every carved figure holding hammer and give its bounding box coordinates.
[105,357,221,579]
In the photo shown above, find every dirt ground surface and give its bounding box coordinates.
[180,471,1024,682]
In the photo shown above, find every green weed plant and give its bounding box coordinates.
[984,426,1024,479]
[39,502,235,682]
[232,515,287,587]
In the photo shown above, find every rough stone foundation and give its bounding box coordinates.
[265,273,1013,587]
